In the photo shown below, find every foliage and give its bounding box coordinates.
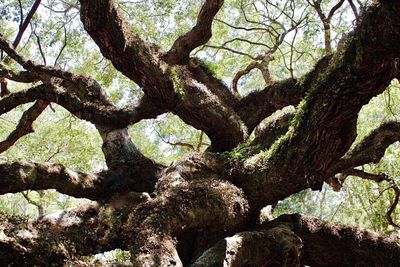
[0,0,398,264]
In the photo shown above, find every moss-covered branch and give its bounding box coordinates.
[333,121,400,173]
[231,0,400,210]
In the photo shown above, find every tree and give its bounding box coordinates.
[0,0,400,266]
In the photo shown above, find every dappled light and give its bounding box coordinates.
[0,0,399,266]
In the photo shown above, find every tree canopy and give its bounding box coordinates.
[0,0,399,266]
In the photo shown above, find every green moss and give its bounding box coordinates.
[167,66,185,96]
[198,58,219,77]
[212,142,261,161]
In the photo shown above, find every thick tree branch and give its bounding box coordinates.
[173,66,247,152]
[0,32,164,193]
[0,162,104,199]
[98,128,163,192]
[266,214,400,266]
[192,225,302,266]
[236,54,332,133]
[333,121,400,173]
[0,158,159,200]
[0,84,142,129]
[232,1,400,210]
[79,1,246,152]
[1,59,39,85]
[251,107,295,150]
[79,0,177,108]
[187,59,238,107]
[235,78,305,133]
[0,204,127,265]
[163,0,224,65]
[193,213,400,266]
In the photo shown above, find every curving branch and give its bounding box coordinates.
[251,107,295,150]
[0,100,48,154]
[232,52,274,96]
[0,162,104,199]
[235,78,305,133]
[79,0,176,108]
[332,121,400,173]
[231,1,400,210]
[163,0,224,65]
[227,1,308,95]
[0,84,141,129]
[172,66,247,152]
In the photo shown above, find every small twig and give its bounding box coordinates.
[31,24,47,65]
[196,131,205,151]
[154,128,195,150]
[342,169,400,229]
[54,26,68,66]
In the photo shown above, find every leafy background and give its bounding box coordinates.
[1,0,398,263]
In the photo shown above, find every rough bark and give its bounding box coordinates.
[0,0,399,265]
[333,121,400,173]
[232,0,400,210]
[193,214,400,267]
[0,203,126,266]
[268,214,400,267]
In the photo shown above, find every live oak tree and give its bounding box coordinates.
[0,0,400,266]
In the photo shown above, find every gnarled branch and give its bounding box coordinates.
[333,121,400,173]
[0,162,103,199]
[163,0,224,65]
[79,0,176,107]
[0,204,126,265]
